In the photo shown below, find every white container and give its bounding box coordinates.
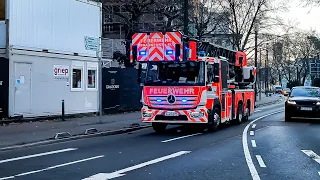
[7,0,102,57]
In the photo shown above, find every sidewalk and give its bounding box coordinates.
[0,94,284,149]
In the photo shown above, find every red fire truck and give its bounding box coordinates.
[130,31,256,132]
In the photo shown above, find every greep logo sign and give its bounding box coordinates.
[148,87,195,95]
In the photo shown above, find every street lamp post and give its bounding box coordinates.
[259,48,262,100]
[265,44,269,94]
[254,22,258,103]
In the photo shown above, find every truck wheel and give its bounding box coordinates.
[243,106,250,122]
[235,104,244,125]
[208,107,221,132]
[152,123,167,133]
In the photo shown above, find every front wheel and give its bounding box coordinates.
[208,107,221,132]
[152,123,167,133]
[285,110,292,122]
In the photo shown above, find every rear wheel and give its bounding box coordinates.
[152,123,167,133]
[235,103,244,125]
[243,106,250,122]
[208,107,221,132]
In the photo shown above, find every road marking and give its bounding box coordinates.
[242,110,284,180]
[255,155,266,167]
[301,150,320,164]
[250,131,254,136]
[0,148,77,164]
[161,133,202,143]
[318,171,320,176]
[82,151,191,180]
[252,124,256,129]
[0,155,104,180]
[251,140,257,147]
[254,109,261,112]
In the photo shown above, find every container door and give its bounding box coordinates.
[14,63,32,115]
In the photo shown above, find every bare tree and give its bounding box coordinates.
[102,0,155,65]
[216,0,286,51]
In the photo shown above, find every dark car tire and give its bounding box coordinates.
[235,103,244,125]
[285,110,292,122]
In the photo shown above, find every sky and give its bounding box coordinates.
[282,0,320,32]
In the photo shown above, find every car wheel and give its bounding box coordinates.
[285,111,292,122]
[152,123,167,133]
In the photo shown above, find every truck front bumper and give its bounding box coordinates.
[141,106,209,124]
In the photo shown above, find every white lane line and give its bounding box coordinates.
[242,110,284,180]
[0,155,104,180]
[301,150,320,164]
[161,133,202,143]
[255,155,266,167]
[83,151,191,180]
[254,109,261,112]
[0,148,77,164]
[252,124,256,129]
[318,171,320,176]
[250,131,254,136]
[251,140,257,148]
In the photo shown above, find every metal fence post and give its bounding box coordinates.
[62,100,65,121]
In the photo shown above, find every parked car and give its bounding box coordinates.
[282,88,291,96]
[274,85,282,94]
[285,86,320,121]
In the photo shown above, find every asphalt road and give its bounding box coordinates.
[0,102,319,180]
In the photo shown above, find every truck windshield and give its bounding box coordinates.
[144,61,205,86]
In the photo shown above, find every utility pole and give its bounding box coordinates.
[259,48,262,100]
[265,45,269,94]
[183,0,188,35]
[183,0,189,61]
[254,25,258,103]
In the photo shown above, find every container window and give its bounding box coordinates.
[71,61,84,91]
[86,62,98,91]
[72,69,82,88]
[88,69,96,88]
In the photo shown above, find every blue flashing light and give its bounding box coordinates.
[182,99,187,103]
[166,50,174,55]
[199,51,205,56]
[139,50,146,56]
[156,99,162,102]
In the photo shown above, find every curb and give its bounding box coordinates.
[256,96,286,108]
[0,125,152,152]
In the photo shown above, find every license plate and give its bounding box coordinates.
[164,111,179,116]
[301,107,312,111]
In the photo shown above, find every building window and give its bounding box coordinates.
[86,62,98,91]
[71,61,84,91]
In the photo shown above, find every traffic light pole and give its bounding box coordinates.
[183,0,189,61]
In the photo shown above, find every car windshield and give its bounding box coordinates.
[275,86,282,90]
[290,88,320,97]
[144,61,205,86]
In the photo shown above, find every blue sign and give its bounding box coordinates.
[84,36,100,51]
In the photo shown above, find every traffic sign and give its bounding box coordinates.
[84,36,100,51]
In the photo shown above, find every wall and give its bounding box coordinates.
[8,0,101,57]
[8,50,99,117]
[0,56,9,119]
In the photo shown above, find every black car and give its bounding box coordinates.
[285,86,320,121]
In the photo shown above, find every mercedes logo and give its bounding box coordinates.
[167,94,176,104]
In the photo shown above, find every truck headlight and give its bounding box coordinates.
[142,111,152,117]
[316,102,320,105]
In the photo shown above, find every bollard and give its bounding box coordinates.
[62,100,65,121]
